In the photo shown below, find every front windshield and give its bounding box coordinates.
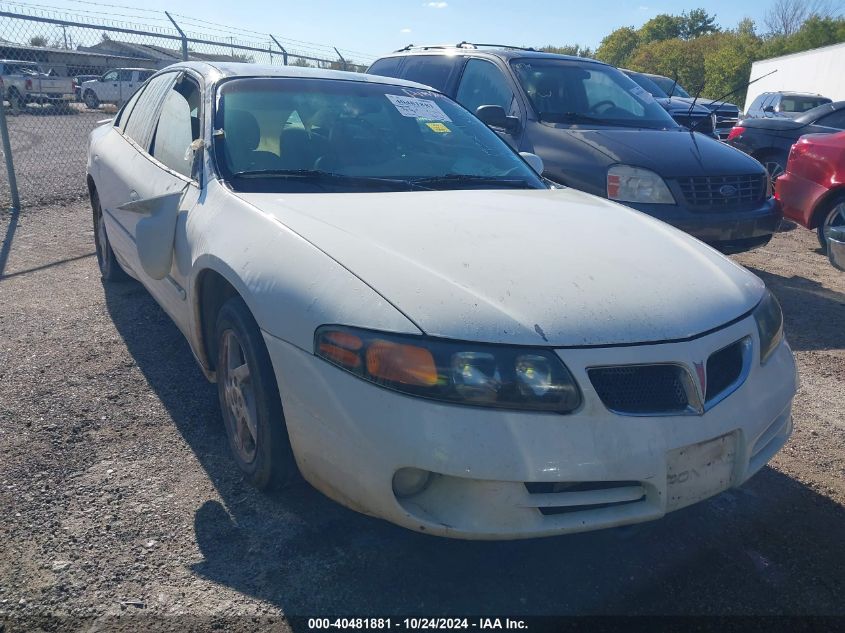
[510,59,677,130]
[214,77,546,193]
[626,72,668,98]
[649,75,691,98]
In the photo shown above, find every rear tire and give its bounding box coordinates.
[817,199,845,251]
[215,296,298,490]
[758,151,788,188]
[91,188,129,282]
[84,90,99,110]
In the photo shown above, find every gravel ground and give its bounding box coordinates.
[0,105,111,209]
[0,202,843,632]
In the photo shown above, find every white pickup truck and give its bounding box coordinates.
[0,60,75,112]
[80,68,155,109]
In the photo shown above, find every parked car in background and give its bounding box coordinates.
[727,101,845,180]
[776,130,845,250]
[80,68,155,109]
[745,92,832,119]
[88,61,797,539]
[368,44,780,253]
[637,71,741,140]
[622,69,716,137]
[73,74,100,101]
[0,60,74,112]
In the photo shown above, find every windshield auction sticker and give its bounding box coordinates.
[385,94,452,122]
[629,85,655,104]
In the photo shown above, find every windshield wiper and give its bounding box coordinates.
[409,174,534,189]
[541,112,663,129]
[230,169,427,189]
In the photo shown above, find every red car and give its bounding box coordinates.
[776,130,845,249]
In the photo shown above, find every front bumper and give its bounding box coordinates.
[627,196,781,253]
[264,315,797,539]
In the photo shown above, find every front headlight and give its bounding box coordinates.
[607,165,675,204]
[753,290,784,364]
[314,326,582,413]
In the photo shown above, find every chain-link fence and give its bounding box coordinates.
[0,8,374,209]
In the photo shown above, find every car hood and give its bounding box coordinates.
[236,187,764,347]
[541,125,763,177]
[655,97,712,116]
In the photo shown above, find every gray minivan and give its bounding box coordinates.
[367,44,780,254]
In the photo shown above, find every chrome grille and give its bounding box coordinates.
[588,365,690,414]
[676,174,766,209]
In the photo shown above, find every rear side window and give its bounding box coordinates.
[456,59,515,115]
[367,57,403,78]
[123,73,176,150]
[151,75,201,177]
[400,55,456,91]
[115,82,146,131]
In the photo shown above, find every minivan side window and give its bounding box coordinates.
[400,55,456,91]
[123,73,176,151]
[456,59,515,116]
[150,76,201,178]
[367,57,403,78]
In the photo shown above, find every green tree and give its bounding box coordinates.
[681,8,720,39]
[290,57,312,67]
[539,44,594,58]
[628,37,706,96]
[595,27,639,66]
[28,35,48,47]
[639,14,685,43]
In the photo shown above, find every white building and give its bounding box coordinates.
[744,41,845,112]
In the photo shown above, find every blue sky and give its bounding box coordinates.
[8,0,772,62]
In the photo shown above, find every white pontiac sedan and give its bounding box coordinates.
[87,62,797,539]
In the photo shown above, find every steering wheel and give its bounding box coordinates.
[588,100,616,114]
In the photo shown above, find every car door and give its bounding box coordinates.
[116,72,202,332]
[116,69,136,104]
[455,58,524,149]
[98,70,120,102]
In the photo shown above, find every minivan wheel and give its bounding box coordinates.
[818,200,845,251]
[84,90,99,109]
[91,189,129,282]
[215,296,297,490]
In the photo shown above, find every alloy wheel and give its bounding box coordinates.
[219,329,259,464]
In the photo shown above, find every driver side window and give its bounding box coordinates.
[102,70,118,82]
[456,59,516,116]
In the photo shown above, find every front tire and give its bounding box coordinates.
[215,296,297,490]
[818,199,845,251]
[91,188,129,282]
[84,90,99,110]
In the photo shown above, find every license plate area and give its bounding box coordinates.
[666,432,737,511]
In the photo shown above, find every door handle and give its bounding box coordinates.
[129,190,139,201]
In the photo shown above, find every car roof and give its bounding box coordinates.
[162,61,435,90]
[770,91,830,98]
[377,47,610,67]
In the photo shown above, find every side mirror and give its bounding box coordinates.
[475,105,520,133]
[519,152,544,175]
[763,105,774,113]
[827,226,845,272]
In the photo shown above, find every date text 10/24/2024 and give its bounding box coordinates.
[307,618,529,630]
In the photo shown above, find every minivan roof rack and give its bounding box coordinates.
[394,42,536,53]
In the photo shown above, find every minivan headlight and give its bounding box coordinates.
[753,290,784,364]
[315,326,582,413]
[607,165,675,204]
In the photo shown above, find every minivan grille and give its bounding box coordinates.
[588,365,689,414]
[676,174,766,209]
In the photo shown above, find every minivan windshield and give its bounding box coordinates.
[214,77,546,193]
[510,59,678,130]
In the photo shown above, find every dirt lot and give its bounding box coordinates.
[0,200,843,632]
